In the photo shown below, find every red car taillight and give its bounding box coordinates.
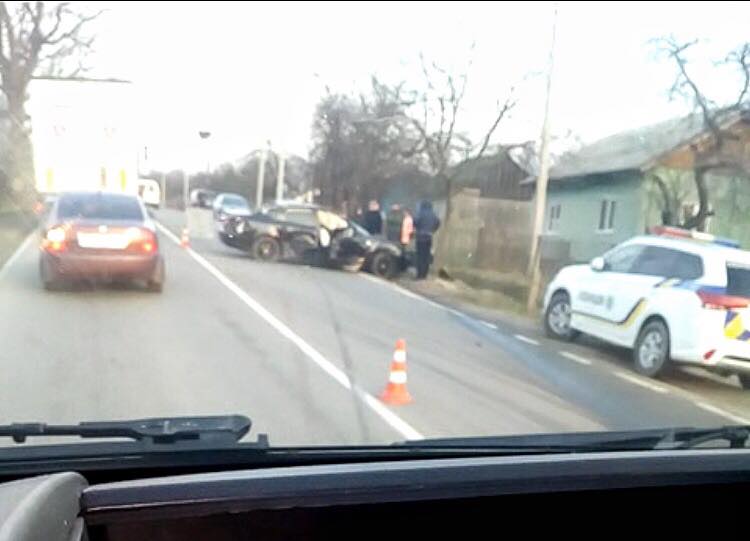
[41,225,68,253]
[696,289,750,310]
[127,227,157,253]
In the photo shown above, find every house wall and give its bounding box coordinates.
[545,171,642,262]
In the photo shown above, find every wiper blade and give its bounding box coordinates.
[396,426,750,453]
[396,429,668,452]
[672,426,750,449]
[0,415,252,445]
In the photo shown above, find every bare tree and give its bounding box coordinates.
[310,77,422,213]
[408,48,516,224]
[0,2,102,202]
[654,36,750,230]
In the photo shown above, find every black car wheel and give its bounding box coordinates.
[39,258,62,291]
[147,258,165,293]
[737,374,750,390]
[370,251,398,280]
[252,236,281,262]
[633,319,670,377]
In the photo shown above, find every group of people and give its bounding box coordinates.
[357,199,440,279]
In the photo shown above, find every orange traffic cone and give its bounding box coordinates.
[180,228,190,248]
[380,339,412,405]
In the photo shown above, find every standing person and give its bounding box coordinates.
[385,203,404,242]
[363,199,383,235]
[414,200,440,279]
[399,207,414,270]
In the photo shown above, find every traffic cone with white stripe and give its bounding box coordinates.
[380,339,412,405]
[180,227,190,248]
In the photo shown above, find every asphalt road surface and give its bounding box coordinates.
[1,207,748,446]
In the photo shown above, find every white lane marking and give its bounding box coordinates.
[481,321,498,330]
[358,273,449,311]
[0,232,36,280]
[696,401,750,424]
[514,334,539,346]
[155,222,424,441]
[561,351,592,366]
[614,371,669,394]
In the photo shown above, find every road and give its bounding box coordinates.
[0,207,748,446]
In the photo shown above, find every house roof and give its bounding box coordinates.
[547,113,723,182]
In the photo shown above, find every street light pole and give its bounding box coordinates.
[526,6,558,314]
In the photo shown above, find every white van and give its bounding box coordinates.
[137,179,161,208]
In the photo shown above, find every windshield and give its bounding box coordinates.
[221,195,248,208]
[57,193,144,221]
[1,1,750,455]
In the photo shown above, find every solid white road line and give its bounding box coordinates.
[561,351,593,366]
[156,222,424,441]
[358,273,453,312]
[614,371,669,394]
[481,321,498,330]
[0,232,36,281]
[695,401,750,425]
[513,334,539,346]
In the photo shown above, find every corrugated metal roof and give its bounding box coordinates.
[549,114,709,181]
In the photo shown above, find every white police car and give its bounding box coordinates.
[543,227,750,387]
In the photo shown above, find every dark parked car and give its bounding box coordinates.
[190,188,217,208]
[39,191,165,292]
[219,202,404,279]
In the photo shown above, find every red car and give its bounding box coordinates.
[39,191,165,292]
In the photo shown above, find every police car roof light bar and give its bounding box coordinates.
[649,226,740,249]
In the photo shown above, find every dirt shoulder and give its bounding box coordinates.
[395,269,542,335]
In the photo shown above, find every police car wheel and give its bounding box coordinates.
[633,320,670,377]
[544,292,579,341]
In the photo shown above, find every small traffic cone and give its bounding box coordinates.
[180,227,190,248]
[380,339,412,405]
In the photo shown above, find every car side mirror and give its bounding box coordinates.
[590,256,606,272]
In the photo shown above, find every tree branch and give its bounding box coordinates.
[472,90,516,161]
[45,9,102,46]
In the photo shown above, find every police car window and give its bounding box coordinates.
[630,247,703,279]
[630,246,675,276]
[286,209,318,227]
[726,265,750,297]
[670,251,704,280]
[604,244,644,273]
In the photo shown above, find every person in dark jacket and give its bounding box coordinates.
[363,199,383,235]
[414,200,440,279]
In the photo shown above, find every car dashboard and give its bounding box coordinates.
[0,447,749,539]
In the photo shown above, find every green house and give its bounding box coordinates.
[541,113,750,263]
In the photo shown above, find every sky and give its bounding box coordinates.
[76,0,750,172]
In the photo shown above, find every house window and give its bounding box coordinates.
[547,204,561,231]
[598,199,616,232]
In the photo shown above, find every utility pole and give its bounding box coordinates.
[160,171,166,208]
[526,6,558,314]
[275,151,286,201]
[255,144,268,209]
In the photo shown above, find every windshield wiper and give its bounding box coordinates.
[672,426,750,449]
[396,426,750,453]
[0,415,253,445]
